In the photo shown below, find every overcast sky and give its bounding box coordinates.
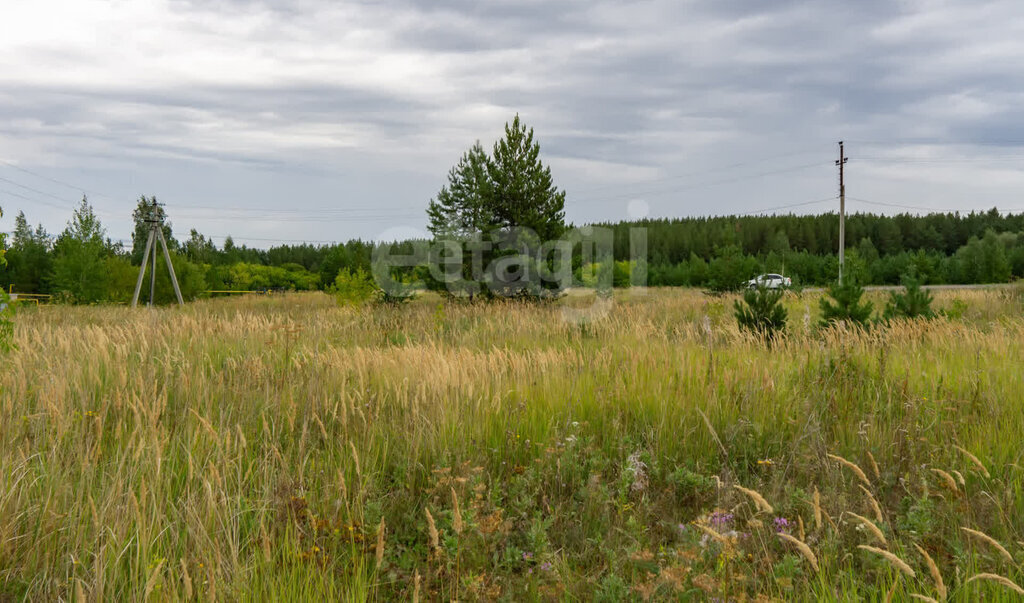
[2,0,1024,247]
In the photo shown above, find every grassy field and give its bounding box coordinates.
[2,287,1024,601]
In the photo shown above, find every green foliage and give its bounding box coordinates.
[734,286,788,341]
[427,142,494,238]
[819,279,874,327]
[884,277,936,320]
[206,262,320,292]
[330,267,378,305]
[488,115,566,242]
[50,198,116,303]
[707,245,757,293]
[427,115,567,299]
[0,206,13,353]
[952,229,1013,283]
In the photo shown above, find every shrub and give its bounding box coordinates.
[883,277,935,320]
[734,286,788,342]
[331,267,378,305]
[819,278,873,327]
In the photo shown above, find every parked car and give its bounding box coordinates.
[747,273,791,289]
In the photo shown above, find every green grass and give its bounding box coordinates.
[1,287,1023,600]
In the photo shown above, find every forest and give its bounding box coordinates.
[1,197,1022,303]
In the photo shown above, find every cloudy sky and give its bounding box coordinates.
[2,0,1024,247]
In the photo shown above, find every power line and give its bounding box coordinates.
[736,196,838,217]
[569,161,831,206]
[847,196,1024,214]
[0,158,116,201]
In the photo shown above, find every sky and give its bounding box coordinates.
[2,0,1024,247]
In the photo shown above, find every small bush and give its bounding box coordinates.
[884,277,935,320]
[734,286,788,342]
[819,279,873,327]
[330,267,378,305]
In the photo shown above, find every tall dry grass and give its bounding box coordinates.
[0,286,1022,599]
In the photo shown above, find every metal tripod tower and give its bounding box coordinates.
[131,200,184,307]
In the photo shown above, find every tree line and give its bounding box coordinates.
[2,199,1023,304]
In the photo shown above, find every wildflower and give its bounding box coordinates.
[773,517,790,533]
[757,458,774,466]
[540,561,553,571]
[522,551,534,561]
[708,511,734,527]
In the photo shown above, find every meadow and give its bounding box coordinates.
[1,287,1023,601]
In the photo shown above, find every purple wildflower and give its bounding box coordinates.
[709,511,734,527]
[773,517,790,533]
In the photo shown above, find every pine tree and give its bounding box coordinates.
[734,286,788,342]
[884,276,935,320]
[424,116,567,299]
[427,142,493,238]
[819,278,874,327]
[487,115,566,242]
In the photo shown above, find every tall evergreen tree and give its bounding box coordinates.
[487,115,566,242]
[427,142,493,238]
[424,115,568,298]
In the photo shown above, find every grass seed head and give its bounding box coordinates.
[858,545,916,578]
[953,445,990,479]
[960,527,1014,565]
[425,508,439,551]
[848,512,887,546]
[777,532,818,572]
[734,484,773,515]
[965,573,1024,595]
[827,453,872,487]
[913,543,945,602]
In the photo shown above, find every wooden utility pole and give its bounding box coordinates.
[836,141,848,285]
[132,199,184,307]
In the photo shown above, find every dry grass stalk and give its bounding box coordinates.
[777,532,818,572]
[913,544,946,602]
[693,523,728,545]
[965,573,1024,595]
[798,515,805,542]
[734,484,773,514]
[953,445,991,478]
[181,559,193,601]
[859,484,884,523]
[413,569,421,603]
[349,440,361,480]
[857,545,916,578]
[827,453,872,487]
[696,407,728,458]
[930,468,958,493]
[867,450,881,481]
[376,517,386,569]
[425,508,440,551]
[848,512,887,546]
[909,595,938,603]
[960,527,1014,564]
[451,487,463,536]
[812,487,822,531]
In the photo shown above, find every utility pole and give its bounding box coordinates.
[132,199,184,307]
[836,141,849,285]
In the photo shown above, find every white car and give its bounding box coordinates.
[747,273,791,289]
